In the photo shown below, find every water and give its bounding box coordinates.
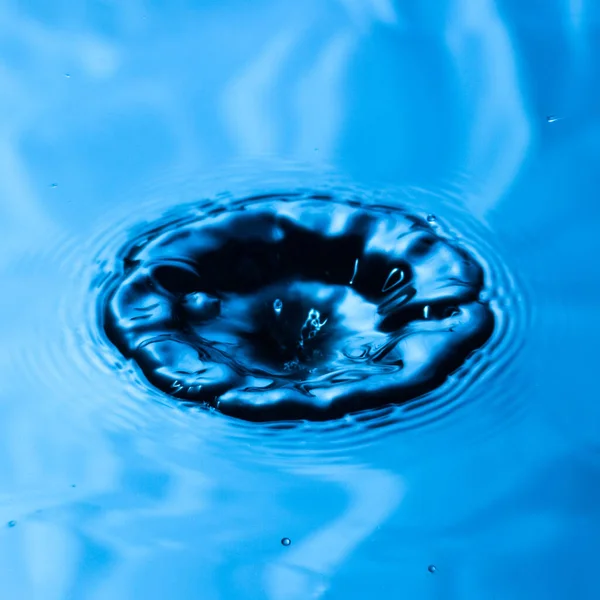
[0,1,599,599]
[100,192,502,421]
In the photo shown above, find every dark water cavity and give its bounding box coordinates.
[102,193,495,422]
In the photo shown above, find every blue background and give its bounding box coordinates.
[0,0,599,598]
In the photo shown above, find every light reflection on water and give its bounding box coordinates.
[0,1,599,599]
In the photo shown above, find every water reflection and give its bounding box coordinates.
[445,0,530,219]
[223,30,303,156]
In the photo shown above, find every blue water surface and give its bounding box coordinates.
[0,1,599,599]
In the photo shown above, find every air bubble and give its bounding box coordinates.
[273,298,283,315]
[546,115,561,123]
[428,565,437,574]
[281,537,291,546]
[426,214,436,223]
[7,521,16,528]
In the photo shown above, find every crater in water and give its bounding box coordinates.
[101,193,495,422]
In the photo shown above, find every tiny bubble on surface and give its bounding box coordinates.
[426,214,436,223]
[428,565,437,574]
[50,183,58,188]
[546,115,560,123]
[64,73,71,78]
[7,521,16,528]
[281,537,291,546]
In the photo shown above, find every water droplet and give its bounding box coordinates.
[7,521,16,528]
[423,305,430,319]
[349,258,359,285]
[382,267,404,292]
[281,537,291,546]
[273,298,283,315]
[428,565,437,574]
[546,115,561,123]
[426,214,436,223]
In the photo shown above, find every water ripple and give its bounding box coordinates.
[16,170,527,463]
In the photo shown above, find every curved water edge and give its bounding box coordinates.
[29,168,526,462]
[101,192,496,422]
